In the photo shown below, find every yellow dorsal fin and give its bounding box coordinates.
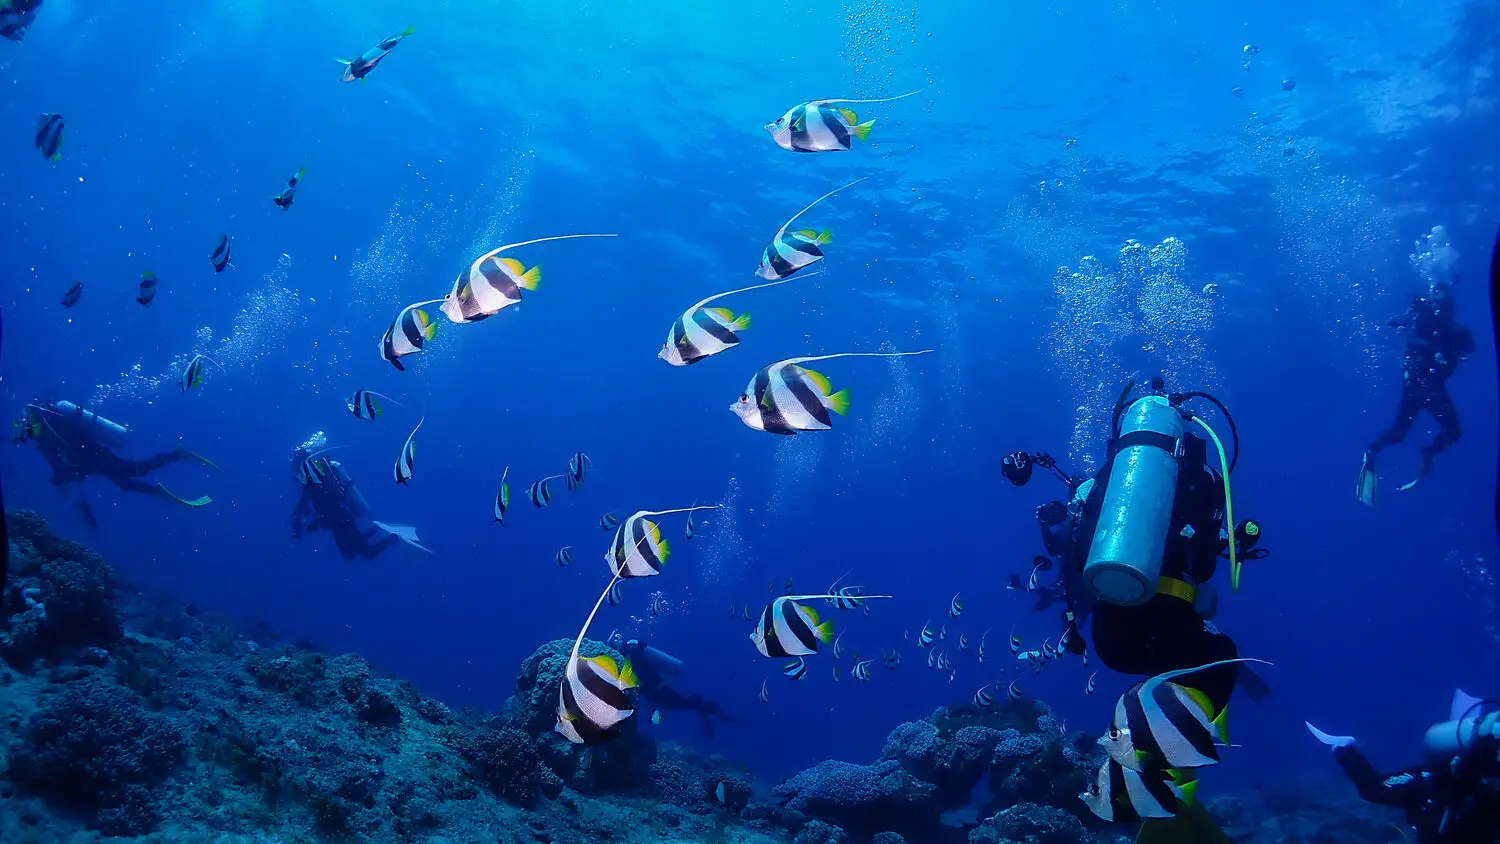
[793,229,819,241]
[588,654,622,679]
[499,257,527,276]
[800,367,833,396]
[618,660,638,689]
[837,108,858,124]
[706,307,734,321]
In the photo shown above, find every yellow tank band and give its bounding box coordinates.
[1157,577,1198,604]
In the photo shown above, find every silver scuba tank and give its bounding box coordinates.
[1084,394,1183,606]
[328,460,370,520]
[51,400,129,449]
[1423,710,1500,760]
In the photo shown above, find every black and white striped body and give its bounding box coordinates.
[607,512,668,577]
[767,102,854,153]
[731,362,834,434]
[750,597,824,658]
[393,418,422,485]
[851,660,874,681]
[181,355,206,393]
[34,113,62,161]
[1107,678,1222,771]
[380,304,435,370]
[443,252,528,323]
[495,468,510,522]
[136,271,158,306]
[662,307,742,365]
[756,231,825,280]
[557,652,635,744]
[1081,759,1184,822]
[347,390,385,420]
[210,235,232,272]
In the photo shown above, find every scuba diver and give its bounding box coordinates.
[1003,378,1269,716]
[611,635,736,739]
[13,399,216,507]
[290,433,424,560]
[0,0,43,41]
[1358,280,1475,503]
[1307,690,1500,844]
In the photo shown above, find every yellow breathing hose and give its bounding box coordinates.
[1188,415,1240,591]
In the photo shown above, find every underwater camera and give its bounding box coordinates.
[1001,451,1035,486]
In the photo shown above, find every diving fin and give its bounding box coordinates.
[157,484,212,508]
[182,449,221,471]
[1234,663,1271,702]
[1137,802,1230,844]
[1356,452,1377,507]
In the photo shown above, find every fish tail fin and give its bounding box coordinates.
[50,152,61,163]
[419,311,438,341]
[852,119,875,141]
[815,620,835,644]
[402,25,416,36]
[1178,778,1200,805]
[816,228,833,245]
[730,312,751,331]
[295,168,308,179]
[1212,706,1231,744]
[517,264,541,291]
[618,659,638,689]
[826,388,851,416]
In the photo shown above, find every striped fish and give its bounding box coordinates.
[958,633,969,652]
[34,113,63,161]
[1010,628,1022,656]
[939,624,947,641]
[783,657,808,680]
[600,512,619,531]
[60,281,82,308]
[650,593,666,616]
[346,390,398,420]
[441,234,616,325]
[950,592,964,618]
[494,467,510,523]
[605,506,716,578]
[556,575,640,744]
[527,475,565,508]
[392,416,423,485]
[832,631,845,660]
[978,630,989,664]
[752,594,885,658]
[1082,759,1196,822]
[852,659,874,682]
[1102,658,1271,772]
[731,351,933,434]
[136,270,159,306]
[973,683,996,709]
[567,451,592,489]
[556,546,573,567]
[917,621,934,648]
[272,168,307,210]
[755,178,866,280]
[605,579,624,606]
[210,234,233,273]
[1086,671,1098,697]
[659,277,805,366]
[764,93,918,153]
[380,299,442,370]
[295,450,337,486]
[685,506,698,540]
[338,26,415,83]
[1008,681,1024,701]
[180,354,211,393]
[926,647,939,670]
[759,678,770,704]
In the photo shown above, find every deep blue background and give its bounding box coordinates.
[1,0,1497,796]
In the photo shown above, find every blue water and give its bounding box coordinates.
[2,0,1498,796]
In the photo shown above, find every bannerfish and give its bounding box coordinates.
[60,281,82,308]
[765,92,918,153]
[494,468,510,524]
[950,592,964,617]
[759,679,769,704]
[1008,681,1024,701]
[851,659,874,682]
[136,271,159,306]
[272,168,307,210]
[917,621,934,648]
[685,506,698,540]
[756,178,866,280]
[605,506,716,578]
[1081,759,1196,822]
[651,710,662,726]
[210,235,233,273]
[1086,671,1098,697]
[528,475,566,508]
[567,451,592,490]
[958,633,969,652]
[347,389,398,420]
[650,593,666,616]
[556,575,640,744]
[783,657,808,679]
[1102,658,1272,772]
[556,547,573,567]
[379,299,441,370]
[338,26,416,83]
[180,354,218,393]
[605,579,624,606]
[295,450,337,486]
[978,630,989,664]
[34,113,63,162]
[659,276,809,366]
[973,683,996,709]
[393,416,423,485]
[600,512,620,531]
[751,593,891,658]
[441,234,617,325]
[731,350,934,434]
[1010,628,1022,656]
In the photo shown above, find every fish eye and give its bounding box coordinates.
[775,118,785,126]
[1107,727,1122,740]
[738,395,750,404]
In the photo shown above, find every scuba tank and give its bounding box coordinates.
[327,459,370,520]
[1084,394,1184,606]
[1423,708,1500,760]
[47,401,129,449]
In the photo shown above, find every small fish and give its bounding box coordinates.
[1082,759,1195,822]
[1008,681,1024,701]
[1010,628,1022,656]
[783,657,808,679]
[685,506,698,540]
[918,622,934,648]
[1028,562,1044,592]
[863,602,871,617]
[60,281,83,308]
[556,546,573,567]
[379,298,443,370]
[272,168,307,210]
[903,629,910,642]
[852,659,874,681]
[295,450,336,486]
[978,630,989,664]
[136,270,159,306]
[441,234,617,324]
[1006,574,1023,591]
[527,475,566,508]
[567,451,591,489]
[950,592,964,618]
[660,277,804,366]
[600,512,620,531]
[650,593,666,616]
[651,710,662,726]
[347,389,398,420]
[973,683,996,709]
[605,580,624,606]
[832,632,845,660]
[715,781,728,804]
[338,26,416,83]
[926,648,939,670]
[833,663,842,682]
[958,633,969,652]
[937,651,952,672]
[784,578,794,594]
[210,234,233,273]
[555,576,640,744]
[751,593,891,658]
[759,678,770,704]
[34,113,64,162]
[606,506,716,578]
[1042,637,1058,660]
[494,467,510,523]
[732,351,933,434]
[392,417,423,485]
[939,624,947,641]
[756,178,866,279]
[1086,671,1098,697]
[180,354,218,393]
[764,93,918,153]
[769,579,777,594]
[742,604,752,621]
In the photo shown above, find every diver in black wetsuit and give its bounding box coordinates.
[613,637,735,739]
[1005,379,1269,715]
[0,0,43,41]
[1360,282,1475,501]
[1308,696,1500,844]
[289,441,398,562]
[14,400,216,507]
